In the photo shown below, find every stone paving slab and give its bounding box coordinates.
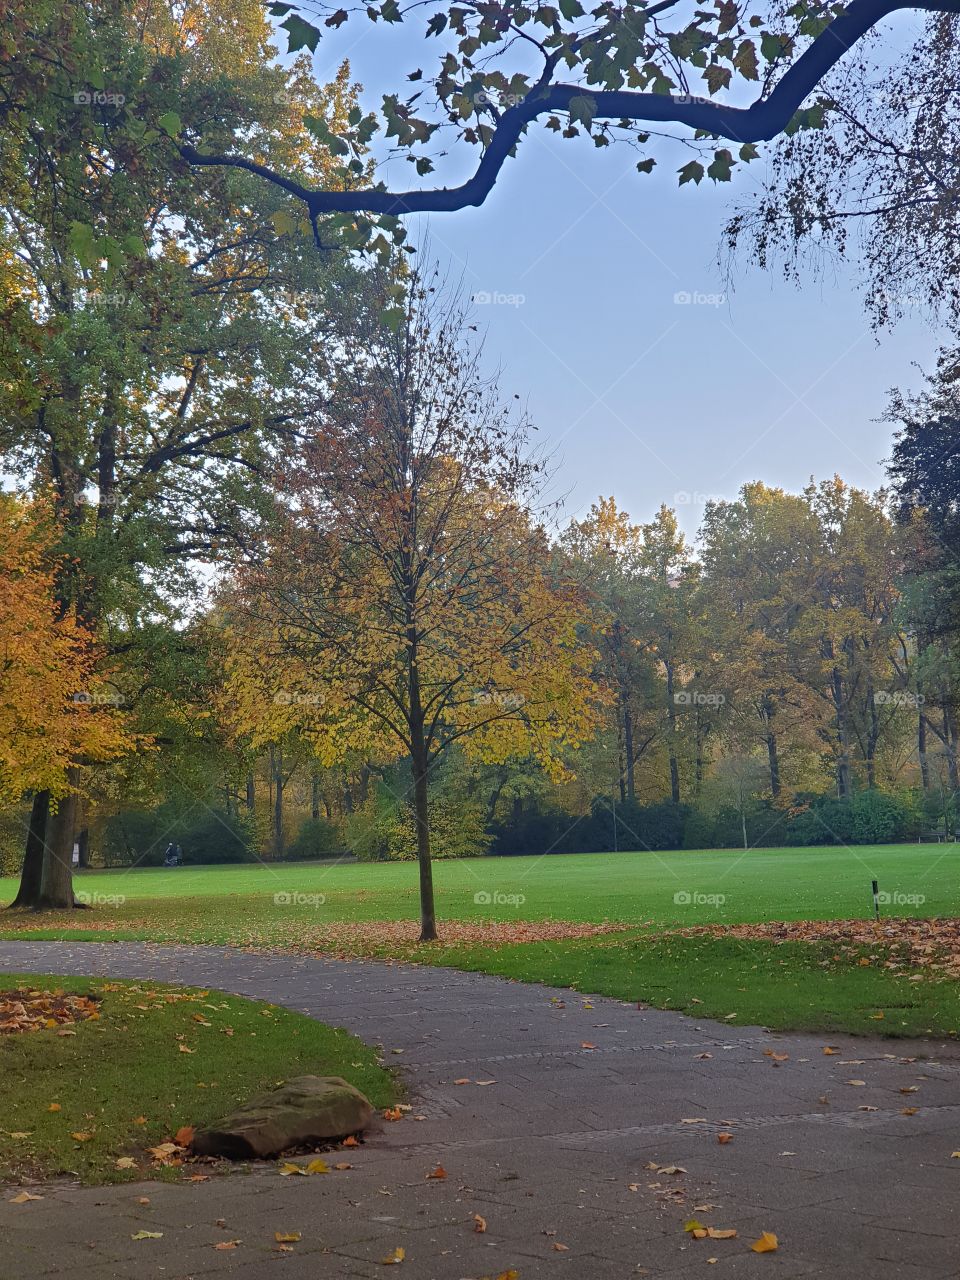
[0,941,957,1280]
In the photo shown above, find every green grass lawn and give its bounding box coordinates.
[1,844,957,944]
[1,846,958,1041]
[0,974,395,1185]
[428,933,960,1039]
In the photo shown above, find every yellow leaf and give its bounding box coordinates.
[305,1159,329,1174]
[115,1157,137,1170]
[278,1162,307,1176]
[131,1231,163,1240]
[381,1246,405,1264]
[275,1232,301,1243]
[47,1103,61,1113]
[10,1192,43,1204]
[751,1232,779,1253]
[473,1213,487,1233]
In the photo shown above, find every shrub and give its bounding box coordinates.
[285,816,341,860]
[347,790,490,861]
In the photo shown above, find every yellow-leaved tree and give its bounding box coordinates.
[225,270,601,940]
[0,495,131,906]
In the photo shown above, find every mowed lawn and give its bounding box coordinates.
[1,845,957,945]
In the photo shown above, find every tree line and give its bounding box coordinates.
[2,0,959,941]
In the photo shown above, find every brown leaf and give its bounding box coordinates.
[173,1125,195,1147]
[473,1214,487,1234]
[717,1132,733,1144]
[381,1246,405,1264]
[426,1165,447,1180]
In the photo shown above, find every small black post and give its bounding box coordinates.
[871,879,880,921]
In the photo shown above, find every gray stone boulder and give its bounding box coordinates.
[191,1075,374,1159]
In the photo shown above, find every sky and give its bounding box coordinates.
[304,14,943,541]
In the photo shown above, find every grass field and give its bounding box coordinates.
[2,846,958,1040]
[0,974,395,1185]
[1,844,957,943]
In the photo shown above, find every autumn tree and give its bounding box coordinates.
[0,0,370,905]
[0,495,129,906]
[226,270,600,939]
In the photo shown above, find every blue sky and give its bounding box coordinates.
[306,15,943,539]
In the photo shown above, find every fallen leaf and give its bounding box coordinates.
[475,1079,497,1086]
[279,1162,307,1177]
[174,1125,195,1146]
[70,1132,92,1142]
[275,1232,301,1243]
[115,1157,137,1170]
[383,1107,403,1122]
[305,1159,329,1174]
[822,1046,838,1055]
[901,1107,919,1116]
[900,1087,919,1094]
[657,1165,687,1175]
[381,1246,405,1264]
[453,1078,471,1086]
[47,1103,61,1112]
[751,1232,779,1253]
[717,1132,733,1144]
[333,1162,352,1170]
[846,1080,866,1087]
[213,1240,241,1251]
[131,1231,163,1241]
[426,1165,447,1180]
[342,1135,360,1147]
[553,1242,569,1251]
[581,1042,597,1050]
[706,1228,737,1240]
[177,1044,195,1054]
[10,1192,43,1204]
[473,1214,487,1233]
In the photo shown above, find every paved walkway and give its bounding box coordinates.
[0,942,958,1280]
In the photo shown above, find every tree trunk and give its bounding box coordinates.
[832,669,852,798]
[38,775,79,909]
[273,775,284,856]
[918,713,930,790]
[665,663,680,804]
[766,731,781,798]
[76,826,90,869]
[741,808,748,851]
[946,708,960,794]
[245,774,255,810]
[623,702,635,802]
[407,647,437,941]
[9,791,49,908]
[311,773,321,822]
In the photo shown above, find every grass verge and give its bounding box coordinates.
[421,933,960,1039]
[0,974,395,1185]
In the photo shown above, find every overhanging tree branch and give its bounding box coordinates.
[179,0,960,218]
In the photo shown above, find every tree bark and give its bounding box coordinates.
[37,773,79,909]
[665,662,680,804]
[766,730,781,798]
[245,774,255,810]
[311,773,321,822]
[623,701,635,802]
[76,825,89,869]
[918,713,930,790]
[9,791,49,908]
[407,648,437,941]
